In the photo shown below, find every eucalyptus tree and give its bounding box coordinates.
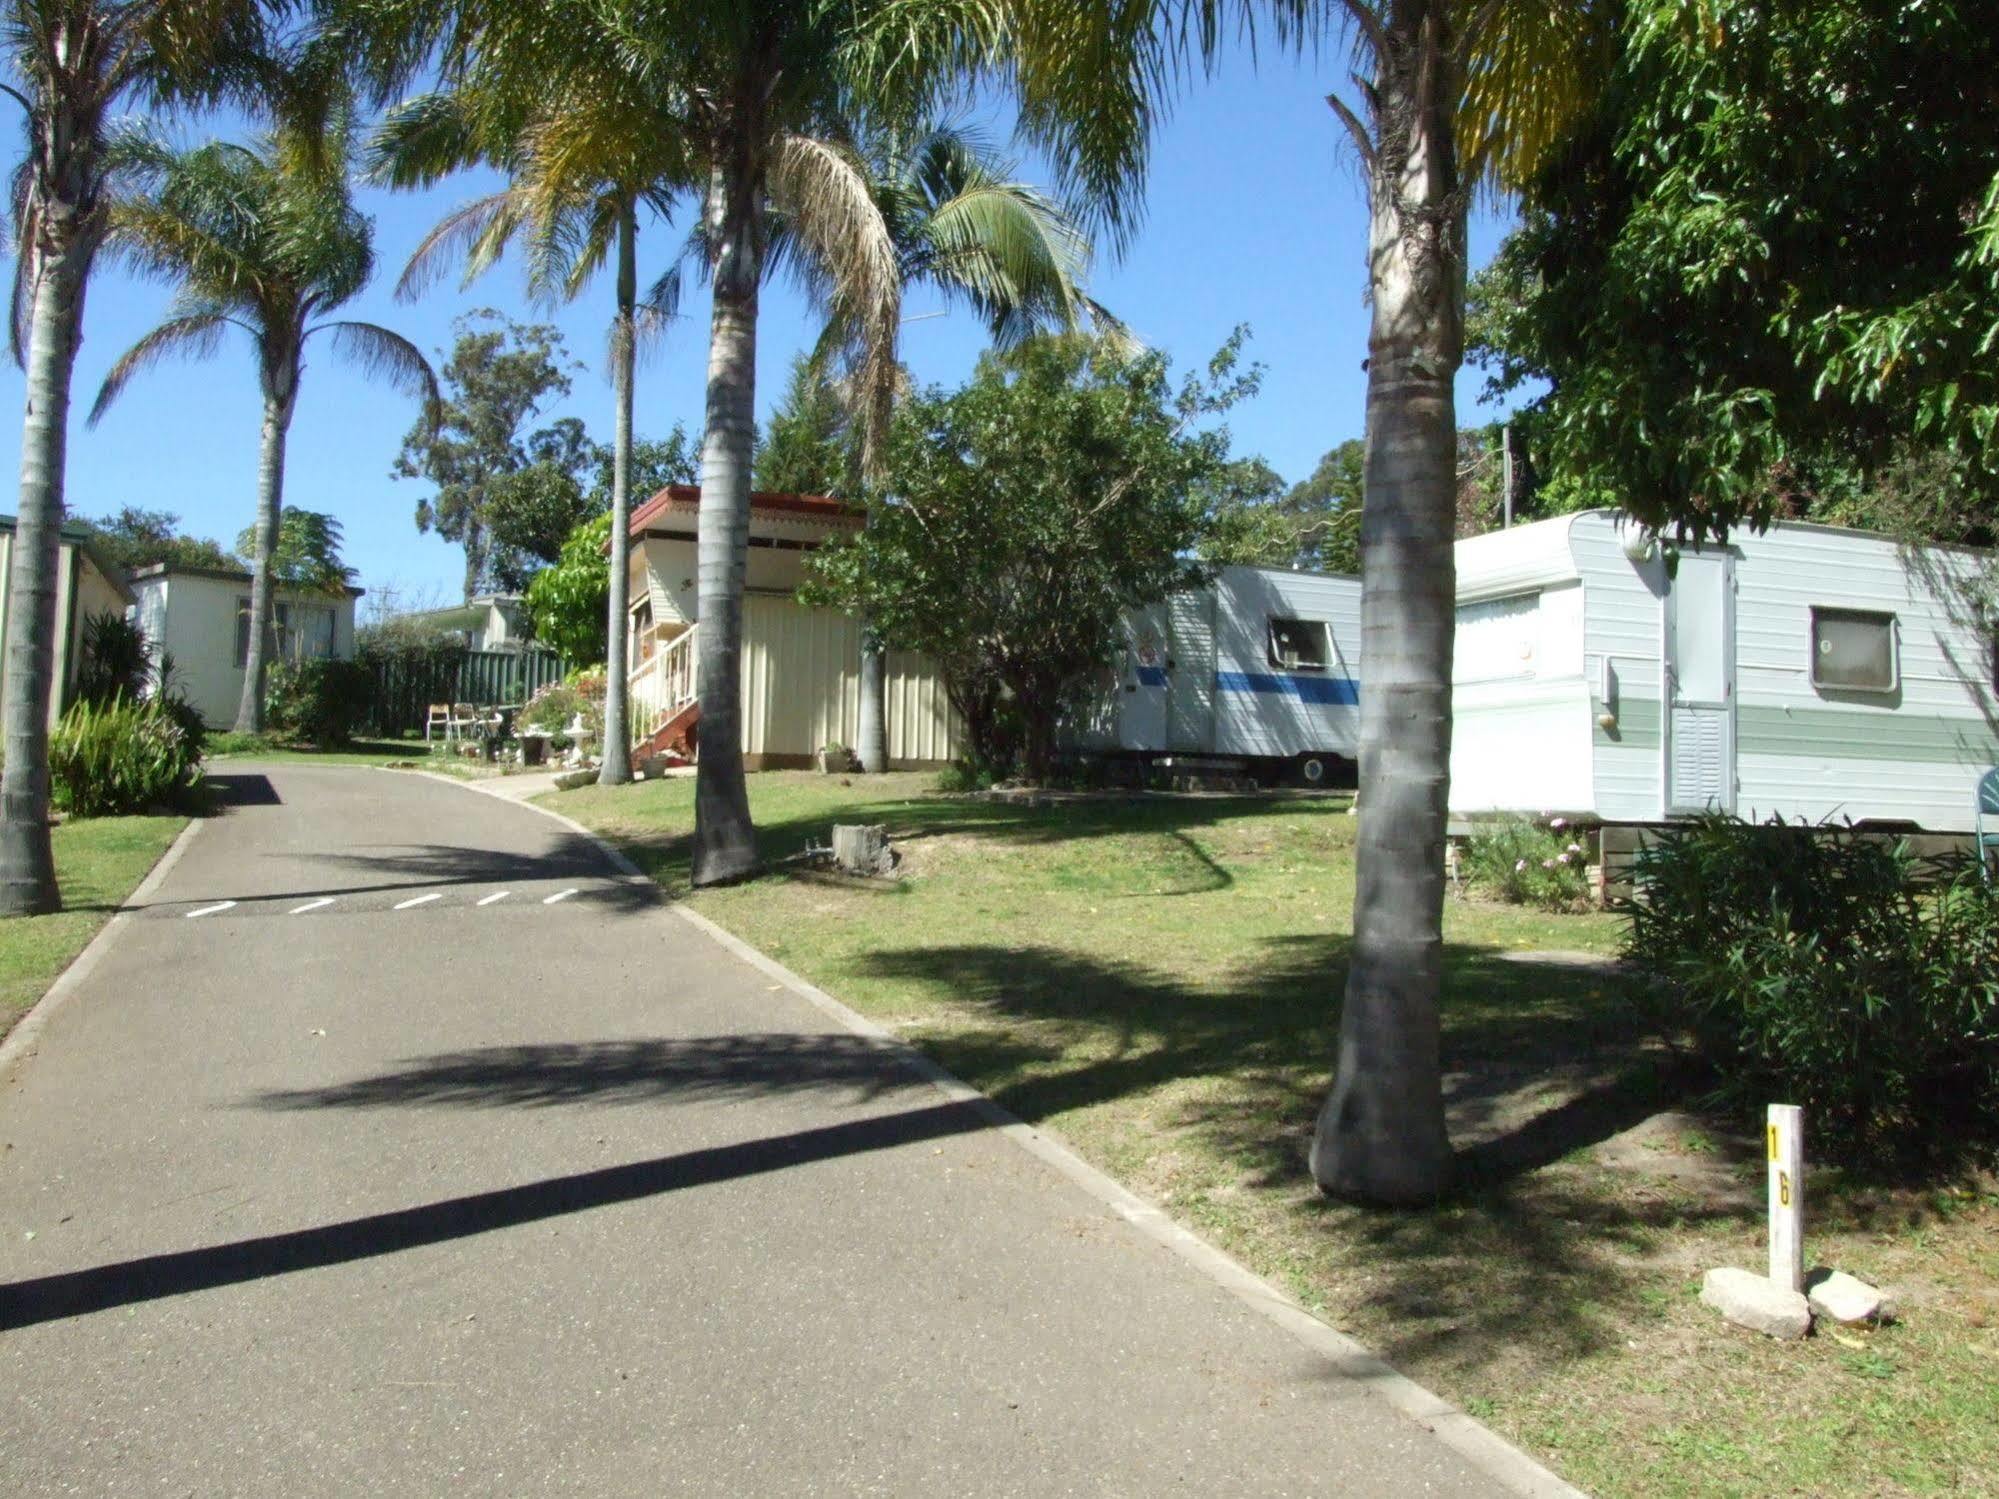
[89,122,438,733]
[0,0,300,913]
[370,80,690,785]
[803,120,1116,774]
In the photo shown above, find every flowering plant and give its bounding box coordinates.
[1460,816,1594,910]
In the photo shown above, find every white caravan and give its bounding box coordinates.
[1450,510,1999,831]
[1083,565,1364,783]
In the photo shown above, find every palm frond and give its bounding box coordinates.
[918,178,1093,342]
[1457,1,1616,188]
[395,190,525,301]
[768,132,901,474]
[88,312,234,426]
[315,320,443,433]
[365,91,493,190]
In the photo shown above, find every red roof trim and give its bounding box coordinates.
[628,484,861,537]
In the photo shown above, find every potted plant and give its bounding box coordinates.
[817,741,853,774]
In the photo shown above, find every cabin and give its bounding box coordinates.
[1449,510,1999,832]
[398,593,530,651]
[623,486,960,767]
[0,514,135,727]
[128,564,362,729]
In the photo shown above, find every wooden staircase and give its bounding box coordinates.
[628,625,698,766]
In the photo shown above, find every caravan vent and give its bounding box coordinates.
[1670,708,1728,811]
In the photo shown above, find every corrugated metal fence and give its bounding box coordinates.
[363,646,565,735]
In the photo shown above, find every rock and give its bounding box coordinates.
[831,823,896,876]
[1701,1267,1812,1340]
[1805,1268,1892,1325]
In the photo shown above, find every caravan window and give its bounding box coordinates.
[1268,618,1331,672]
[1810,607,1898,692]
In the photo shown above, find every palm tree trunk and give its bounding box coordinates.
[857,615,888,772]
[235,379,296,735]
[598,201,639,786]
[1309,0,1461,1204]
[691,154,763,885]
[0,245,91,915]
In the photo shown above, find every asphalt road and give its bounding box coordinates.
[0,765,1511,1496]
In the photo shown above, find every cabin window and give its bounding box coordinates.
[237,598,336,666]
[1810,607,1898,693]
[1268,618,1331,672]
[1455,592,1541,682]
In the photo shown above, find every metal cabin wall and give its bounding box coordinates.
[739,593,960,766]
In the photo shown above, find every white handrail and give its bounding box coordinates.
[627,624,697,747]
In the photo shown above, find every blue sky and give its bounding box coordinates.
[3,43,1519,610]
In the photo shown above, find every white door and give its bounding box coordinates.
[1664,553,1735,813]
[1166,588,1216,753]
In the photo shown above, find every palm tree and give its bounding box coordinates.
[369,81,690,786]
[998,0,1600,1202]
[0,0,312,914]
[372,2,948,883]
[88,120,438,734]
[804,120,1117,773]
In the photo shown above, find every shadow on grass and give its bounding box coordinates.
[849,935,1741,1381]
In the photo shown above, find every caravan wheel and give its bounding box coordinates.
[1296,753,1329,787]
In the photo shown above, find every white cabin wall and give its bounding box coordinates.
[1209,567,1363,759]
[1572,513,1670,822]
[1448,517,1594,816]
[1726,525,1997,830]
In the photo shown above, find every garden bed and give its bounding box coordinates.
[549,772,1999,1499]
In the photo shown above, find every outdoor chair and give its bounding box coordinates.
[1978,766,1999,883]
[424,703,453,744]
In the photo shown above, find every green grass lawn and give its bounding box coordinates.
[549,771,1999,1499]
[0,814,187,1040]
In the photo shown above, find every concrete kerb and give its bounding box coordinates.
[0,816,207,1087]
[405,767,1590,1499]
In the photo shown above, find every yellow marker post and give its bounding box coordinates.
[1767,1103,1804,1291]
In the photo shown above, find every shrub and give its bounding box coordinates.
[1620,815,1999,1163]
[50,695,204,816]
[74,612,150,707]
[518,673,604,742]
[266,658,370,746]
[1460,816,1592,909]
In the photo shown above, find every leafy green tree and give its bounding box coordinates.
[596,428,698,510]
[824,120,1119,777]
[1467,0,1999,541]
[394,311,575,601]
[1194,456,1295,567]
[803,332,1260,780]
[1284,440,1364,573]
[754,356,853,497]
[79,508,238,573]
[236,509,356,594]
[524,512,614,665]
[0,0,306,913]
[90,120,437,734]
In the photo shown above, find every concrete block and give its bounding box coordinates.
[1701,1267,1811,1340]
[1805,1268,1892,1325]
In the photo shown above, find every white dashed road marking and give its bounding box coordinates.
[542,888,580,905]
[477,891,511,906]
[184,902,237,920]
[289,898,335,915]
[392,893,443,911]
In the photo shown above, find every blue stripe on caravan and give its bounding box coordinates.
[1135,665,1168,687]
[1216,671,1360,705]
